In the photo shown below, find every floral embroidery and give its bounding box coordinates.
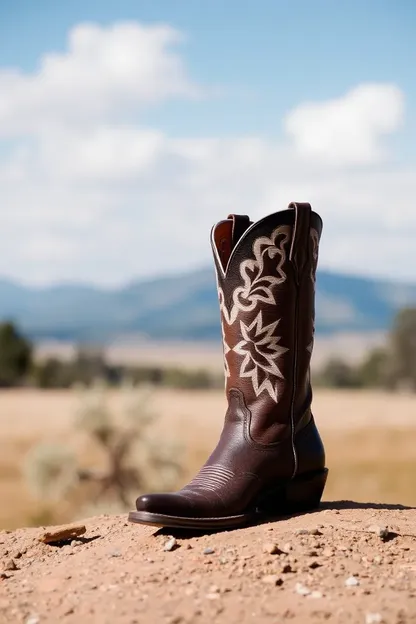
[310,229,319,284]
[218,226,291,326]
[307,229,319,354]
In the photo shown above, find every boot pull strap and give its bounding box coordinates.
[288,202,312,279]
[227,214,251,248]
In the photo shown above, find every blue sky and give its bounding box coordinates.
[0,1,415,284]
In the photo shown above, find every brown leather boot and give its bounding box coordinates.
[129,202,328,530]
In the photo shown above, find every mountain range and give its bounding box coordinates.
[0,268,415,342]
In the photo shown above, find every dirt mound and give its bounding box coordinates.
[1,503,415,624]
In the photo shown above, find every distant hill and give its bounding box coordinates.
[0,268,415,342]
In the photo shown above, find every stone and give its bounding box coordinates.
[263,542,282,555]
[345,576,360,587]
[365,614,383,624]
[295,528,322,536]
[163,538,178,552]
[39,524,86,544]
[295,583,311,596]
[310,591,323,599]
[4,559,18,571]
[367,525,390,540]
[203,547,215,555]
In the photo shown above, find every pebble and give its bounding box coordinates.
[203,548,215,555]
[109,550,122,558]
[367,525,390,540]
[295,582,311,596]
[263,542,282,555]
[310,591,323,599]
[365,613,383,624]
[39,524,86,544]
[163,538,178,552]
[262,575,283,586]
[345,576,360,587]
[206,593,220,600]
[295,528,322,536]
[4,559,18,571]
[25,617,40,624]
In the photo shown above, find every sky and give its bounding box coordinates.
[0,0,415,286]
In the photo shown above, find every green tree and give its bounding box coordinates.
[359,347,389,388]
[316,357,362,389]
[388,307,416,391]
[0,321,33,387]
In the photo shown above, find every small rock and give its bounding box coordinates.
[26,617,40,624]
[323,548,334,557]
[295,528,322,536]
[295,583,311,596]
[109,550,122,558]
[368,525,390,540]
[0,572,11,580]
[39,524,86,544]
[206,593,220,600]
[282,542,293,553]
[365,613,383,624]
[164,538,178,552]
[262,575,283,586]
[281,564,293,574]
[4,559,18,571]
[263,542,282,555]
[203,547,215,555]
[310,591,323,599]
[345,576,360,587]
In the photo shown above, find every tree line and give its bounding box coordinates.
[314,307,416,390]
[0,306,415,391]
[0,321,223,390]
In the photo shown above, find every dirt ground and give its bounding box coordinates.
[1,504,415,624]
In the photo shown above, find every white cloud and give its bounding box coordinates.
[0,21,415,286]
[284,83,404,165]
[0,22,197,136]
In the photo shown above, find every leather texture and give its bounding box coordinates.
[136,203,326,519]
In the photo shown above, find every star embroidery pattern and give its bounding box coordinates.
[233,311,288,402]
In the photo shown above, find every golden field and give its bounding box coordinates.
[0,387,415,529]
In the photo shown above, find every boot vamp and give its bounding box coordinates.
[136,404,294,519]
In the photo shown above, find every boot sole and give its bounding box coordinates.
[128,468,328,531]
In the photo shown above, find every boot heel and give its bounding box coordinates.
[256,468,328,516]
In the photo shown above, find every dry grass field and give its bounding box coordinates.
[0,387,415,530]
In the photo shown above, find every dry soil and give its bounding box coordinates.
[1,504,415,624]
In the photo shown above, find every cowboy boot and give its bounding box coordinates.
[129,202,328,530]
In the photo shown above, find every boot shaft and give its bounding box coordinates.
[211,203,322,444]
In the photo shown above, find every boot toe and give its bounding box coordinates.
[136,492,195,517]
